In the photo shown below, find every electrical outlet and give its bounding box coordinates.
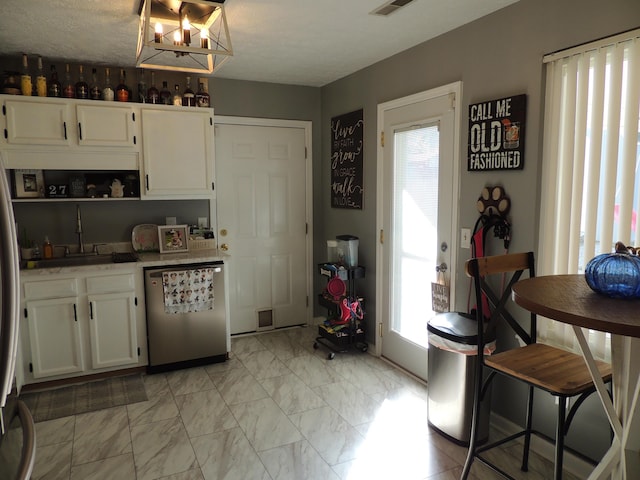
[165,216,177,225]
[461,228,471,249]
[197,217,208,228]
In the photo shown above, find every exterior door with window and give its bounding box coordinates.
[377,84,461,380]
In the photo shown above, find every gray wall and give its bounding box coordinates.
[319,0,639,461]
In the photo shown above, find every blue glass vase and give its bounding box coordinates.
[585,252,640,298]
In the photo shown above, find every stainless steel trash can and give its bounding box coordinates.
[427,312,492,445]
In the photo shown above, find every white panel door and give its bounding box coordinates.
[216,123,308,334]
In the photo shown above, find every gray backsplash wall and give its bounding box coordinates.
[14,200,210,248]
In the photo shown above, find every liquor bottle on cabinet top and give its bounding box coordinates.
[182,76,195,107]
[89,68,101,100]
[63,64,75,98]
[146,71,160,104]
[116,69,130,102]
[173,84,182,106]
[102,67,114,101]
[35,56,47,97]
[75,65,89,99]
[47,65,61,97]
[195,78,210,107]
[20,54,32,96]
[137,69,147,103]
[159,80,172,105]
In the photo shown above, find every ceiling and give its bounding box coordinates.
[0,0,519,87]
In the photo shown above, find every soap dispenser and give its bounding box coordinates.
[43,236,53,259]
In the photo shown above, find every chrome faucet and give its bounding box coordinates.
[76,204,84,254]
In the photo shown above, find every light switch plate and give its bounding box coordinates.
[198,217,208,228]
[165,216,177,225]
[461,228,471,249]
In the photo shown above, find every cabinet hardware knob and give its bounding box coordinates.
[220,243,229,251]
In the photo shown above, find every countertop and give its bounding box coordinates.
[19,248,227,277]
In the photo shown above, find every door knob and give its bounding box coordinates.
[220,243,229,251]
[436,263,447,273]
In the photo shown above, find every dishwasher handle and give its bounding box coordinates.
[146,264,223,279]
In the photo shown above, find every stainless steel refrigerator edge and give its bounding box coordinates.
[0,157,36,479]
[145,262,228,373]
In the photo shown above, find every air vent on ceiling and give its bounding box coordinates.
[371,0,415,16]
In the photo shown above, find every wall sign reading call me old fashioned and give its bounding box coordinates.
[468,94,526,171]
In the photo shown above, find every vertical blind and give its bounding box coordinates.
[539,29,640,361]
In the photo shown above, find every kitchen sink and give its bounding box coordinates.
[23,252,138,269]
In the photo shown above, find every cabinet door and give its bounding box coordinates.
[26,297,84,378]
[88,292,138,369]
[76,104,137,147]
[141,108,213,197]
[4,100,70,146]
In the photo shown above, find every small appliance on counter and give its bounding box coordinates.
[336,234,359,267]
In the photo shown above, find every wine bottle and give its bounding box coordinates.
[75,65,89,99]
[146,71,160,104]
[116,69,129,102]
[89,68,101,100]
[102,67,114,101]
[195,78,210,107]
[20,54,32,96]
[173,84,182,106]
[182,75,195,107]
[63,64,75,98]
[137,69,147,103]
[35,56,47,97]
[159,80,172,105]
[47,65,62,97]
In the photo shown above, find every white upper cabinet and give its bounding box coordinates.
[4,99,71,146]
[2,96,137,148]
[1,95,141,171]
[76,104,137,147]
[141,107,214,199]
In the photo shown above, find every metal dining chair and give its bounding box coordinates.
[460,252,612,480]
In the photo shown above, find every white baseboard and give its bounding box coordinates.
[491,414,594,479]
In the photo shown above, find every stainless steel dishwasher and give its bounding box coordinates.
[144,261,227,373]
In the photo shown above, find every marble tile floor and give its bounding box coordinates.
[30,325,584,480]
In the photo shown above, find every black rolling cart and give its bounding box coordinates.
[314,263,367,360]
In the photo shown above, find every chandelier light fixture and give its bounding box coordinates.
[136,0,233,74]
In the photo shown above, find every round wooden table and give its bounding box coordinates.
[513,274,640,479]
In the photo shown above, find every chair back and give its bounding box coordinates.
[465,252,536,353]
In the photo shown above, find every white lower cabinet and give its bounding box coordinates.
[21,269,146,383]
[87,273,139,370]
[26,296,85,378]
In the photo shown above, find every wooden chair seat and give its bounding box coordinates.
[460,252,613,480]
[486,343,612,396]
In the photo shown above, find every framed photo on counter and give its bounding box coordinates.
[158,225,189,253]
[13,169,44,198]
